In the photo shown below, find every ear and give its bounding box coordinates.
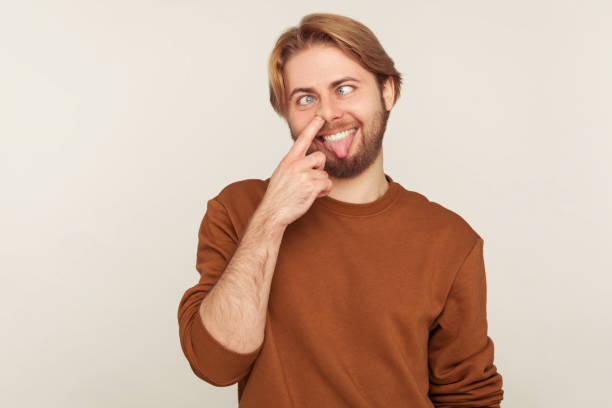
[382,76,395,111]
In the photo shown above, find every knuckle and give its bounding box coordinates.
[288,161,299,172]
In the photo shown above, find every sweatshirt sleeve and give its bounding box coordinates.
[177,197,263,386]
[428,237,504,407]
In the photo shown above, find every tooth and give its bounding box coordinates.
[323,128,354,141]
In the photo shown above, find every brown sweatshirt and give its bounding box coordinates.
[178,173,504,407]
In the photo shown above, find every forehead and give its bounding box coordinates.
[283,44,373,96]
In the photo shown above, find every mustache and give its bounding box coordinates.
[317,124,358,135]
[289,122,359,139]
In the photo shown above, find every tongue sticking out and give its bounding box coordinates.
[322,129,357,159]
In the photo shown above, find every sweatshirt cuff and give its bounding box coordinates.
[189,309,263,386]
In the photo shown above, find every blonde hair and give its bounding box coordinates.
[268,13,403,118]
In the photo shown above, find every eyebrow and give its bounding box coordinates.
[288,76,360,100]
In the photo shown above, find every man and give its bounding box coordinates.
[178,13,504,407]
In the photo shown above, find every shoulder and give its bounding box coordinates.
[214,177,269,209]
[396,186,481,250]
[208,177,270,236]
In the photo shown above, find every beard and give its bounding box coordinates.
[291,95,390,180]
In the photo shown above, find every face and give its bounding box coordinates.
[283,44,394,179]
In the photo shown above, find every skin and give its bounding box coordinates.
[282,43,396,204]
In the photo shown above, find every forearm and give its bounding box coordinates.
[198,204,285,354]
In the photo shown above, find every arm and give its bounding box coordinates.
[428,237,504,407]
[177,197,286,386]
[178,115,328,386]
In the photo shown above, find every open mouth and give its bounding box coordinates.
[316,127,358,143]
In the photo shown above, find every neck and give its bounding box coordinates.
[326,153,389,204]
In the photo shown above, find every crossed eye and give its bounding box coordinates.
[297,85,355,105]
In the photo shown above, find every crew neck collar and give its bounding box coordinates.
[313,173,400,217]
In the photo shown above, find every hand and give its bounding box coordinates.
[259,115,332,228]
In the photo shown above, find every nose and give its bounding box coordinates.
[317,94,343,123]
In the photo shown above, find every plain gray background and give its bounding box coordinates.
[1,1,610,407]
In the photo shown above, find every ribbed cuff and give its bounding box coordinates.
[189,309,263,386]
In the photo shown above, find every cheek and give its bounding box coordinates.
[353,100,381,124]
[344,109,366,126]
[338,98,370,123]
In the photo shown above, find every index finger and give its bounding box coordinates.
[287,115,325,159]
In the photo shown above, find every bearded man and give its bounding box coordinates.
[178,12,504,408]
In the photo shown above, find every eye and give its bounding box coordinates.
[297,95,315,105]
[337,85,354,95]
